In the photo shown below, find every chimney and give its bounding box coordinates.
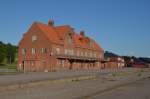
[80,31,85,37]
[48,20,54,26]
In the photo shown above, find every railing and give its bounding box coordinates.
[54,54,100,61]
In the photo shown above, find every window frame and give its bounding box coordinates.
[32,48,36,54]
[32,35,37,42]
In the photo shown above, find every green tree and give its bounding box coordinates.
[6,43,17,64]
[0,41,6,63]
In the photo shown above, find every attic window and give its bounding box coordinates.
[68,34,73,45]
[89,41,93,48]
[32,35,37,42]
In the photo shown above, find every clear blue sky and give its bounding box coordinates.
[0,0,150,57]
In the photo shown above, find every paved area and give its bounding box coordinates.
[0,68,149,99]
[91,77,150,99]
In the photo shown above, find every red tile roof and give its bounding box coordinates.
[30,21,103,52]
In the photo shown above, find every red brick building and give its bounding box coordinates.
[104,57,125,69]
[18,20,104,72]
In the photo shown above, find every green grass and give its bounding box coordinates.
[0,72,18,75]
[111,73,117,77]
[137,69,144,77]
[0,64,18,75]
[0,65,17,69]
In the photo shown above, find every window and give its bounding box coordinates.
[32,35,37,42]
[89,41,93,48]
[68,34,73,45]
[68,38,72,45]
[41,48,47,53]
[64,49,74,55]
[90,52,92,57]
[22,48,26,55]
[64,49,67,55]
[85,52,87,57]
[77,51,79,56]
[81,52,83,56]
[32,48,36,54]
[56,48,60,54]
[70,49,74,55]
[94,53,96,58]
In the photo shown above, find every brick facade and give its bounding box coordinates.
[103,57,125,69]
[18,20,104,72]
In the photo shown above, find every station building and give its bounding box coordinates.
[18,20,104,72]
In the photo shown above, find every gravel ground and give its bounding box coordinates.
[0,68,138,86]
[0,68,149,99]
[91,77,150,99]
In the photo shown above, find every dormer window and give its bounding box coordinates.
[89,41,93,48]
[32,35,37,42]
[68,33,73,45]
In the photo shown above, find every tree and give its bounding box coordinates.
[0,42,6,63]
[6,43,17,64]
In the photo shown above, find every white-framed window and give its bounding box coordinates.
[94,53,96,58]
[41,48,47,53]
[64,49,67,55]
[81,52,83,56]
[22,48,26,55]
[71,49,74,55]
[32,35,37,42]
[56,48,60,54]
[85,52,87,57]
[32,48,36,54]
[68,33,73,45]
[90,52,92,57]
[77,51,79,56]
[68,38,72,45]
[89,41,93,48]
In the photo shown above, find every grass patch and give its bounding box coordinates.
[111,73,117,77]
[137,69,144,77]
[72,78,79,82]
[0,65,17,69]
[0,72,18,75]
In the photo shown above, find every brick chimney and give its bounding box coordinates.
[48,20,54,26]
[80,31,85,37]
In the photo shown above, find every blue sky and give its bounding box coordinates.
[0,0,150,57]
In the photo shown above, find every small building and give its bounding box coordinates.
[132,58,148,68]
[18,20,104,72]
[105,57,125,69]
[103,51,125,69]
